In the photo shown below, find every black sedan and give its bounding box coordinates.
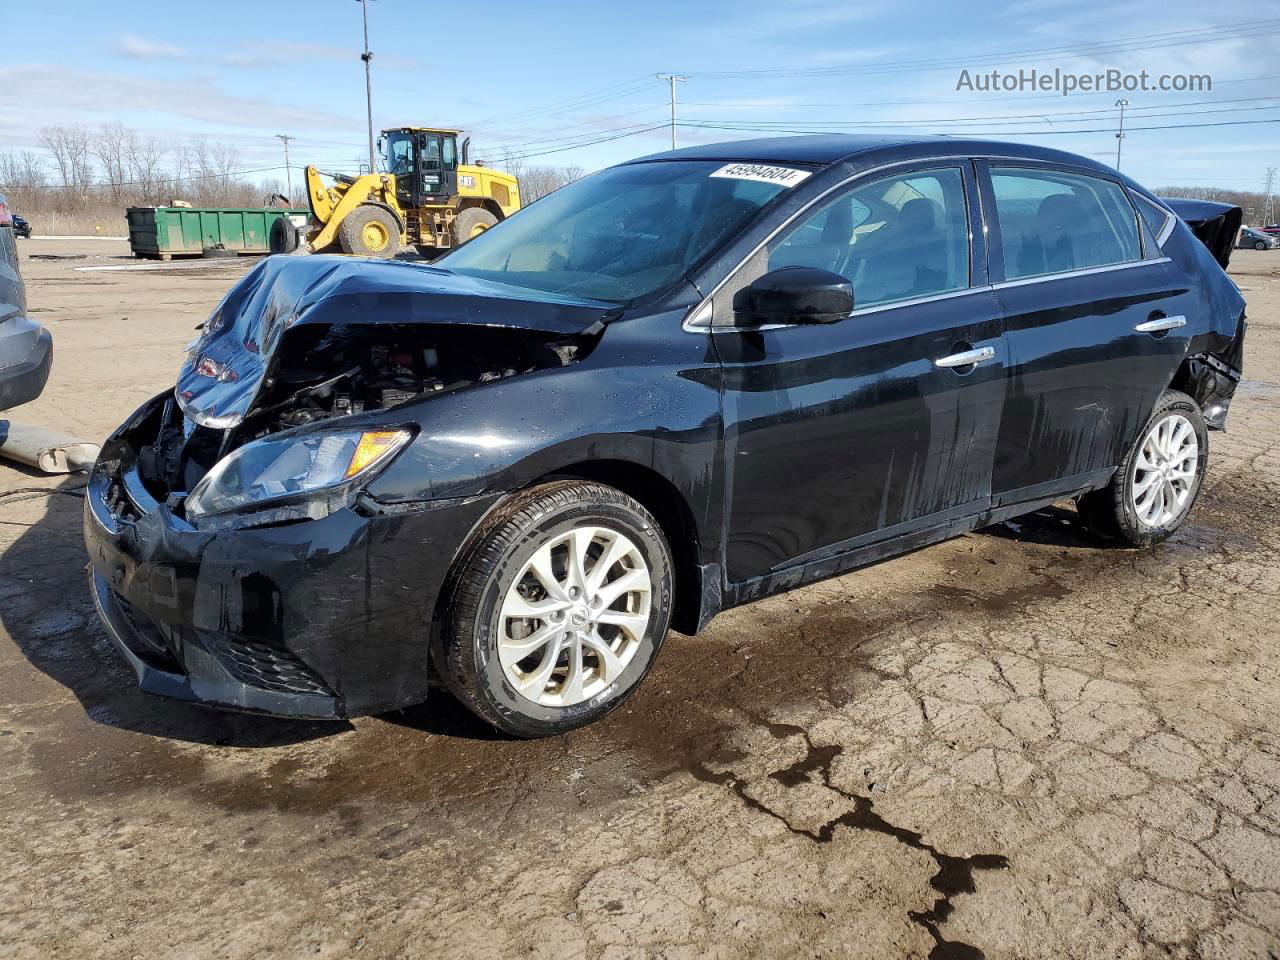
[84,136,1245,737]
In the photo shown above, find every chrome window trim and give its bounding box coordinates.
[1157,214,1177,246]
[991,256,1170,290]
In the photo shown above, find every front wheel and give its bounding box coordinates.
[338,204,400,258]
[434,481,674,738]
[1256,240,1268,251]
[1078,389,1208,546]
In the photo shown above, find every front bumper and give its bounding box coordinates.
[83,394,499,718]
[0,317,52,410]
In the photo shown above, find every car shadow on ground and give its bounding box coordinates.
[0,467,346,748]
[1,464,1115,751]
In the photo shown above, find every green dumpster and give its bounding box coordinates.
[125,207,309,259]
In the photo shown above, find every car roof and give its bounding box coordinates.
[628,134,1120,177]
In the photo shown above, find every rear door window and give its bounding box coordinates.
[989,167,1141,280]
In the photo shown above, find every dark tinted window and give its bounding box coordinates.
[990,168,1141,280]
[768,167,969,309]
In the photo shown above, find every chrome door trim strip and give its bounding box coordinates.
[990,257,1171,291]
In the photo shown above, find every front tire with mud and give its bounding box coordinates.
[338,204,400,258]
[434,481,673,738]
[1078,388,1208,546]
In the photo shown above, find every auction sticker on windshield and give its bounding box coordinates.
[709,163,811,187]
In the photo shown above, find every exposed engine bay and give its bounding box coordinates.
[140,322,586,500]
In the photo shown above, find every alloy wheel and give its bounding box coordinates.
[1130,412,1199,527]
[497,525,652,707]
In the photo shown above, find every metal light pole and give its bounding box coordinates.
[357,0,376,172]
[657,74,687,150]
[275,134,295,200]
[1114,98,1130,171]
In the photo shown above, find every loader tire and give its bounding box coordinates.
[451,207,497,246]
[339,205,399,258]
[269,217,300,254]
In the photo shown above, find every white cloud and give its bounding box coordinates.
[114,33,189,60]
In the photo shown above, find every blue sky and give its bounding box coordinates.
[3,0,1278,191]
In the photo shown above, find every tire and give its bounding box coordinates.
[338,204,399,258]
[1256,240,1267,251]
[451,207,497,247]
[269,217,299,254]
[414,243,443,261]
[433,480,674,738]
[1077,389,1208,546]
[200,245,236,259]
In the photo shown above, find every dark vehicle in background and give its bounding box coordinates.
[1258,224,1280,236]
[0,194,52,410]
[1239,226,1279,250]
[11,212,31,239]
[85,136,1246,738]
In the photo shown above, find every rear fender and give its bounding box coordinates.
[1171,313,1247,430]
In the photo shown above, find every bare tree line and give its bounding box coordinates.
[0,124,300,233]
[1,124,590,234]
[1155,185,1276,225]
[499,156,586,203]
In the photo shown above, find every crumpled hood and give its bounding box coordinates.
[176,255,614,429]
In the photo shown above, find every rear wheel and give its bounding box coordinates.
[433,480,673,738]
[1078,389,1208,546]
[338,204,399,258]
[451,207,497,247]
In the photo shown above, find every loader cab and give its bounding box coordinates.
[382,127,460,208]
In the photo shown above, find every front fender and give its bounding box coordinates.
[363,311,725,554]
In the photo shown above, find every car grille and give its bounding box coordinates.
[205,636,333,698]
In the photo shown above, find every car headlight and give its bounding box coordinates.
[184,427,412,530]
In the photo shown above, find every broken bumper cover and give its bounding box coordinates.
[82,415,498,718]
[0,317,52,411]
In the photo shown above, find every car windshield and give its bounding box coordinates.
[438,160,803,302]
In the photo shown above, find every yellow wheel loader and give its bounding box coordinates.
[289,127,521,259]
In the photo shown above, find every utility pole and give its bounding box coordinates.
[657,74,687,150]
[1114,98,1130,170]
[1264,167,1277,226]
[357,0,376,172]
[274,134,295,201]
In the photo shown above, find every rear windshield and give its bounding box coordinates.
[439,160,807,302]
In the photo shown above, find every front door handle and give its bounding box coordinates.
[1135,314,1186,333]
[934,346,996,369]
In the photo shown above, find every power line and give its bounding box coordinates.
[681,19,1280,78]
[676,116,1280,138]
[463,75,659,130]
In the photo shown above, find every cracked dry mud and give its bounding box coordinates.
[2,241,1280,959]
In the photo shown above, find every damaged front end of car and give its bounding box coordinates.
[84,255,614,717]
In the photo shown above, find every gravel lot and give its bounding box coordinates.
[3,238,1280,959]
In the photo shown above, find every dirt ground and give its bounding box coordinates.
[3,238,1280,960]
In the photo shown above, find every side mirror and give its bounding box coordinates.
[737,266,854,326]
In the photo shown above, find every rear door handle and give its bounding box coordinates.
[1135,315,1186,333]
[934,346,996,369]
